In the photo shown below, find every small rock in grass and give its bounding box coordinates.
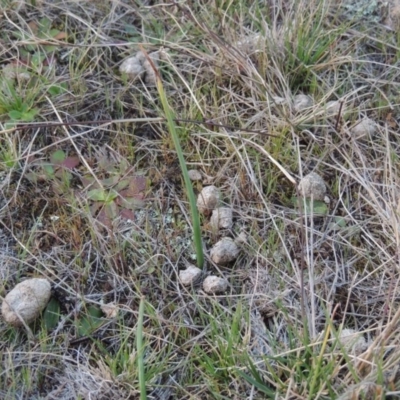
[119,50,160,85]
[210,237,240,265]
[337,328,367,355]
[325,100,342,116]
[293,94,313,113]
[298,172,326,201]
[203,276,228,294]
[101,302,119,319]
[350,118,377,140]
[188,169,202,181]
[271,96,287,105]
[179,265,202,286]
[196,185,220,215]
[1,278,51,327]
[210,207,233,230]
[234,34,263,55]
[235,231,248,245]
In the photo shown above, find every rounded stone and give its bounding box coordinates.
[210,237,240,265]
[179,265,202,286]
[298,172,326,201]
[2,278,51,327]
[350,118,377,140]
[203,276,228,294]
[188,169,202,181]
[337,328,367,355]
[210,207,233,230]
[293,94,313,113]
[196,186,220,215]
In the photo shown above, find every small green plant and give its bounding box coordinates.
[12,17,66,58]
[81,156,146,229]
[153,53,204,269]
[25,149,80,194]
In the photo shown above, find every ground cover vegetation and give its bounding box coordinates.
[1,0,400,398]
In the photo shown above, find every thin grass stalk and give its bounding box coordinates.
[154,70,204,268]
[137,297,146,400]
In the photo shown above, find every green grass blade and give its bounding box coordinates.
[137,297,146,400]
[155,69,204,268]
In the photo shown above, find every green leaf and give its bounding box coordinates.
[8,110,22,120]
[43,297,60,331]
[51,149,66,165]
[21,109,39,122]
[291,196,328,216]
[236,370,275,397]
[43,164,55,176]
[77,306,103,337]
[87,189,117,203]
[88,188,108,201]
[48,83,67,96]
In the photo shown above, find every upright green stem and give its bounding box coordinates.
[156,78,204,268]
[137,297,146,400]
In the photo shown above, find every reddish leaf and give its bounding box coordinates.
[97,208,112,229]
[54,31,67,40]
[61,156,80,169]
[116,195,144,209]
[120,208,135,221]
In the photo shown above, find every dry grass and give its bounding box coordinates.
[1,0,400,398]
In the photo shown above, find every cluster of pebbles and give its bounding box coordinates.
[270,92,378,141]
[179,177,243,294]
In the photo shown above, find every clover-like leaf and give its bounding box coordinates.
[291,196,328,216]
[87,188,118,203]
[50,149,66,165]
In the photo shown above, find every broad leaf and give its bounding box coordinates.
[291,196,328,216]
[77,306,103,337]
[51,150,66,165]
[43,298,60,331]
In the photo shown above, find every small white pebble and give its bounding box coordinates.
[210,207,233,230]
[325,100,342,116]
[271,96,287,105]
[188,169,202,181]
[349,118,377,140]
[120,50,160,85]
[234,231,248,245]
[337,328,367,355]
[196,185,220,215]
[119,55,144,80]
[101,302,119,318]
[293,94,313,113]
[210,237,240,265]
[298,172,326,201]
[203,276,228,294]
[179,265,202,286]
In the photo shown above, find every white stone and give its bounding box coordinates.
[101,302,119,318]
[179,265,202,286]
[196,185,220,215]
[119,50,160,85]
[210,237,240,264]
[293,94,313,113]
[235,231,248,245]
[2,278,51,327]
[188,169,202,181]
[210,207,233,230]
[203,276,228,294]
[298,172,326,201]
[337,328,367,355]
[119,56,144,80]
[350,118,377,140]
[325,100,342,116]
